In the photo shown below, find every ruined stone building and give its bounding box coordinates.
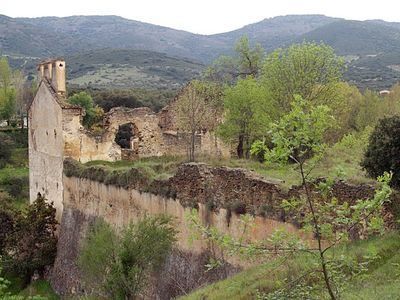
[28,59,229,219]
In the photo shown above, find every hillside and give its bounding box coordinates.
[181,233,400,299]
[298,20,400,90]
[66,49,204,89]
[6,48,204,89]
[212,14,337,52]
[299,20,400,55]
[1,14,336,62]
[3,14,400,89]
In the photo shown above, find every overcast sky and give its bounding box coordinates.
[2,0,400,34]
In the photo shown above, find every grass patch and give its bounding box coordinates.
[181,232,400,300]
[0,165,29,209]
[64,156,184,198]
[204,129,374,189]
[0,146,29,210]
[19,280,59,299]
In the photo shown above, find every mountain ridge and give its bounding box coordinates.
[2,14,400,90]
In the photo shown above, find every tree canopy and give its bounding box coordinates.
[218,76,275,158]
[261,42,344,113]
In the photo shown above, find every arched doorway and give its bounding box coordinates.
[115,123,140,159]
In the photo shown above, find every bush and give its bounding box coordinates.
[0,133,12,168]
[1,176,29,198]
[362,116,400,188]
[68,91,104,129]
[79,216,177,299]
[4,194,58,283]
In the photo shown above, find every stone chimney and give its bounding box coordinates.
[37,59,66,96]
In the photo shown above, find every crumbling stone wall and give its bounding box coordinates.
[62,106,230,164]
[52,162,397,298]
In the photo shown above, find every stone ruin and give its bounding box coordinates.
[28,59,230,218]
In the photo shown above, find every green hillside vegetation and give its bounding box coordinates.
[298,20,400,90]
[181,233,400,300]
[66,49,204,89]
[299,20,400,55]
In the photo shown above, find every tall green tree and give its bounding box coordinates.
[205,36,265,84]
[355,89,383,131]
[261,42,344,113]
[0,57,16,124]
[0,57,11,96]
[218,76,275,158]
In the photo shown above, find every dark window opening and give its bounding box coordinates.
[115,123,138,149]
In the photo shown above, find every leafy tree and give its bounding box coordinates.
[257,97,391,298]
[0,57,11,96]
[79,215,177,299]
[175,80,223,161]
[67,91,104,128]
[326,82,363,142]
[0,57,24,125]
[383,83,400,116]
[355,89,383,131]
[0,89,16,125]
[4,194,58,283]
[261,42,344,113]
[205,36,264,83]
[362,116,400,188]
[262,95,334,166]
[218,76,275,158]
[13,71,34,130]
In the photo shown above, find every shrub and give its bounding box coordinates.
[68,91,104,129]
[361,116,400,188]
[79,216,177,299]
[0,133,12,168]
[4,194,58,283]
[1,176,29,198]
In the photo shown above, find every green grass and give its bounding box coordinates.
[204,129,374,189]
[19,280,59,299]
[80,129,373,191]
[0,147,29,210]
[181,232,400,300]
[84,155,184,181]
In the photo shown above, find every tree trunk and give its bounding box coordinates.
[189,130,196,162]
[299,163,336,300]
[237,134,244,158]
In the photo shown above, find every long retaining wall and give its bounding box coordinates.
[51,162,388,299]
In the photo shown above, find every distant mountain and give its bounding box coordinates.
[2,14,400,90]
[0,14,338,62]
[299,20,400,55]
[212,15,337,52]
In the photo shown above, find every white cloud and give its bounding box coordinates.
[2,0,400,34]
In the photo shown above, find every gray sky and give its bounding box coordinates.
[2,0,400,34]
